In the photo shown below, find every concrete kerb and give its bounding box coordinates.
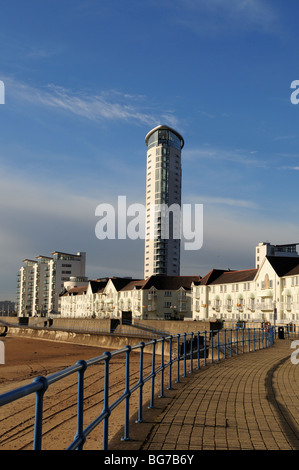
[6,324,269,361]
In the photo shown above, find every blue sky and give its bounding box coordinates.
[1,0,299,300]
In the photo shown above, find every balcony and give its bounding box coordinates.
[224,303,232,311]
[148,293,157,300]
[281,302,292,311]
[255,301,274,311]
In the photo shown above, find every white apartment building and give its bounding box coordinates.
[60,275,200,321]
[192,243,299,325]
[17,251,86,316]
[144,125,184,278]
[255,241,299,269]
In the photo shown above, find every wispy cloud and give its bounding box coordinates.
[183,146,267,168]
[4,76,178,127]
[185,194,258,209]
[167,0,279,35]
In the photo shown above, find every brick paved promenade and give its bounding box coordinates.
[112,338,299,451]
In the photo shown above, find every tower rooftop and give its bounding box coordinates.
[145,124,184,149]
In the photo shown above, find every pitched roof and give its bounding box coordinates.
[198,268,257,285]
[120,279,147,291]
[199,269,227,285]
[61,286,88,296]
[209,268,258,285]
[142,275,201,291]
[266,256,299,277]
[89,280,108,293]
[108,277,139,291]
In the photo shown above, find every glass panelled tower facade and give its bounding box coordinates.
[144,125,184,278]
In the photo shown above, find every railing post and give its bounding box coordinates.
[236,327,238,355]
[102,351,111,450]
[217,330,220,361]
[74,360,87,450]
[248,328,250,352]
[224,329,227,359]
[211,331,214,364]
[230,329,233,357]
[196,332,200,370]
[183,333,187,377]
[122,346,132,442]
[33,376,48,450]
[168,336,173,390]
[159,338,165,398]
[242,327,245,353]
[136,342,145,423]
[204,330,207,367]
[149,340,156,409]
[190,332,193,373]
[258,327,260,350]
[176,334,180,383]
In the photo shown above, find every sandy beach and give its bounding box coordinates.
[0,334,158,450]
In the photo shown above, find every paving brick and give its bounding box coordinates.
[140,339,299,450]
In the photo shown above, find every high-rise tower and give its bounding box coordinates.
[144,125,184,278]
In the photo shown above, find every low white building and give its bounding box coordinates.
[60,275,200,320]
[192,254,299,325]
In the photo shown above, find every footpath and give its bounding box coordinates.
[111,338,299,451]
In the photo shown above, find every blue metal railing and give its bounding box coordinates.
[0,327,278,450]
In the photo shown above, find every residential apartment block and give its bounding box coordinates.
[17,242,299,326]
[255,241,299,269]
[192,244,299,325]
[59,242,299,325]
[60,275,200,321]
[144,125,184,278]
[17,251,86,316]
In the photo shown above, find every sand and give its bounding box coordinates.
[0,334,159,450]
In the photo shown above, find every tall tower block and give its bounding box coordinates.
[144,125,184,278]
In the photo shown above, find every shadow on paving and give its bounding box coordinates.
[108,340,299,452]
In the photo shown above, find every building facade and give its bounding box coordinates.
[144,125,184,278]
[255,241,299,269]
[17,251,86,316]
[60,275,200,321]
[192,250,299,325]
